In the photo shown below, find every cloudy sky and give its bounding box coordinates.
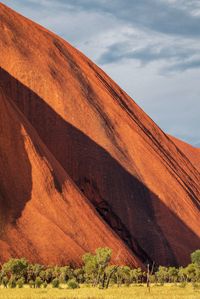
[2,0,200,146]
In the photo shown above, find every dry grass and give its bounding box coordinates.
[0,284,199,299]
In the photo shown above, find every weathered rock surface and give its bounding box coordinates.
[170,135,200,172]
[0,87,139,266]
[0,3,199,266]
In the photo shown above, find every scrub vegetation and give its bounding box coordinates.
[0,248,200,298]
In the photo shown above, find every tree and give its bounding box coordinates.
[29,280,35,288]
[59,266,73,283]
[121,266,131,286]
[185,263,197,282]
[191,250,200,267]
[44,268,53,283]
[2,276,8,288]
[35,277,43,288]
[39,270,46,281]
[155,266,169,284]
[83,247,112,287]
[52,266,61,280]
[95,247,112,287]
[116,266,127,287]
[16,277,25,288]
[2,258,28,279]
[8,277,16,288]
[43,281,48,288]
[195,266,200,282]
[178,267,187,282]
[73,268,85,284]
[105,265,118,288]
[26,263,45,282]
[116,266,141,287]
[52,278,59,288]
[168,267,178,283]
[130,268,143,284]
[32,264,45,280]
[83,252,98,285]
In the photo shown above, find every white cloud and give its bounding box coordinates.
[1,0,200,145]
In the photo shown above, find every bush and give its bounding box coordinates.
[191,250,200,266]
[193,282,200,290]
[179,281,187,288]
[43,281,48,288]
[2,277,8,288]
[2,258,28,278]
[35,277,43,288]
[52,278,59,288]
[67,279,80,289]
[8,277,16,288]
[29,280,35,288]
[16,278,24,288]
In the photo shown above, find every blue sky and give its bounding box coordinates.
[2,0,200,146]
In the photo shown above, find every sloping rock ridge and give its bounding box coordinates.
[0,3,199,266]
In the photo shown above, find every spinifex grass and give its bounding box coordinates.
[0,284,200,299]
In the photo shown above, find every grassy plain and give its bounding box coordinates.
[0,284,200,299]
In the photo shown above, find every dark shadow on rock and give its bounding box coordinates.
[1,66,200,267]
[0,86,32,225]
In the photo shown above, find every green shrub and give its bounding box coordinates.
[193,282,200,290]
[29,280,35,288]
[67,279,80,289]
[52,278,59,288]
[8,277,16,288]
[2,277,8,288]
[179,281,187,288]
[191,250,200,267]
[35,277,43,288]
[43,281,48,288]
[16,277,24,288]
[2,258,28,278]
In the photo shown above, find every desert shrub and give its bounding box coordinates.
[8,277,16,288]
[191,250,200,267]
[2,277,8,288]
[52,278,59,288]
[43,281,48,288]
[35,277,43,288]
[179,281,187,288]
[193,282,200,290]
[155,266,169,284]
[29,280,35,288]
[2,258,28,279]
[67,279,80,289]
[73,268,85,283]
[16,277,25,288]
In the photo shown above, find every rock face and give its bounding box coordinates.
[0,86,139,267]
[170,136,200,173]
[0,3,199,266]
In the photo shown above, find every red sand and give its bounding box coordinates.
[0,3,199,266]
